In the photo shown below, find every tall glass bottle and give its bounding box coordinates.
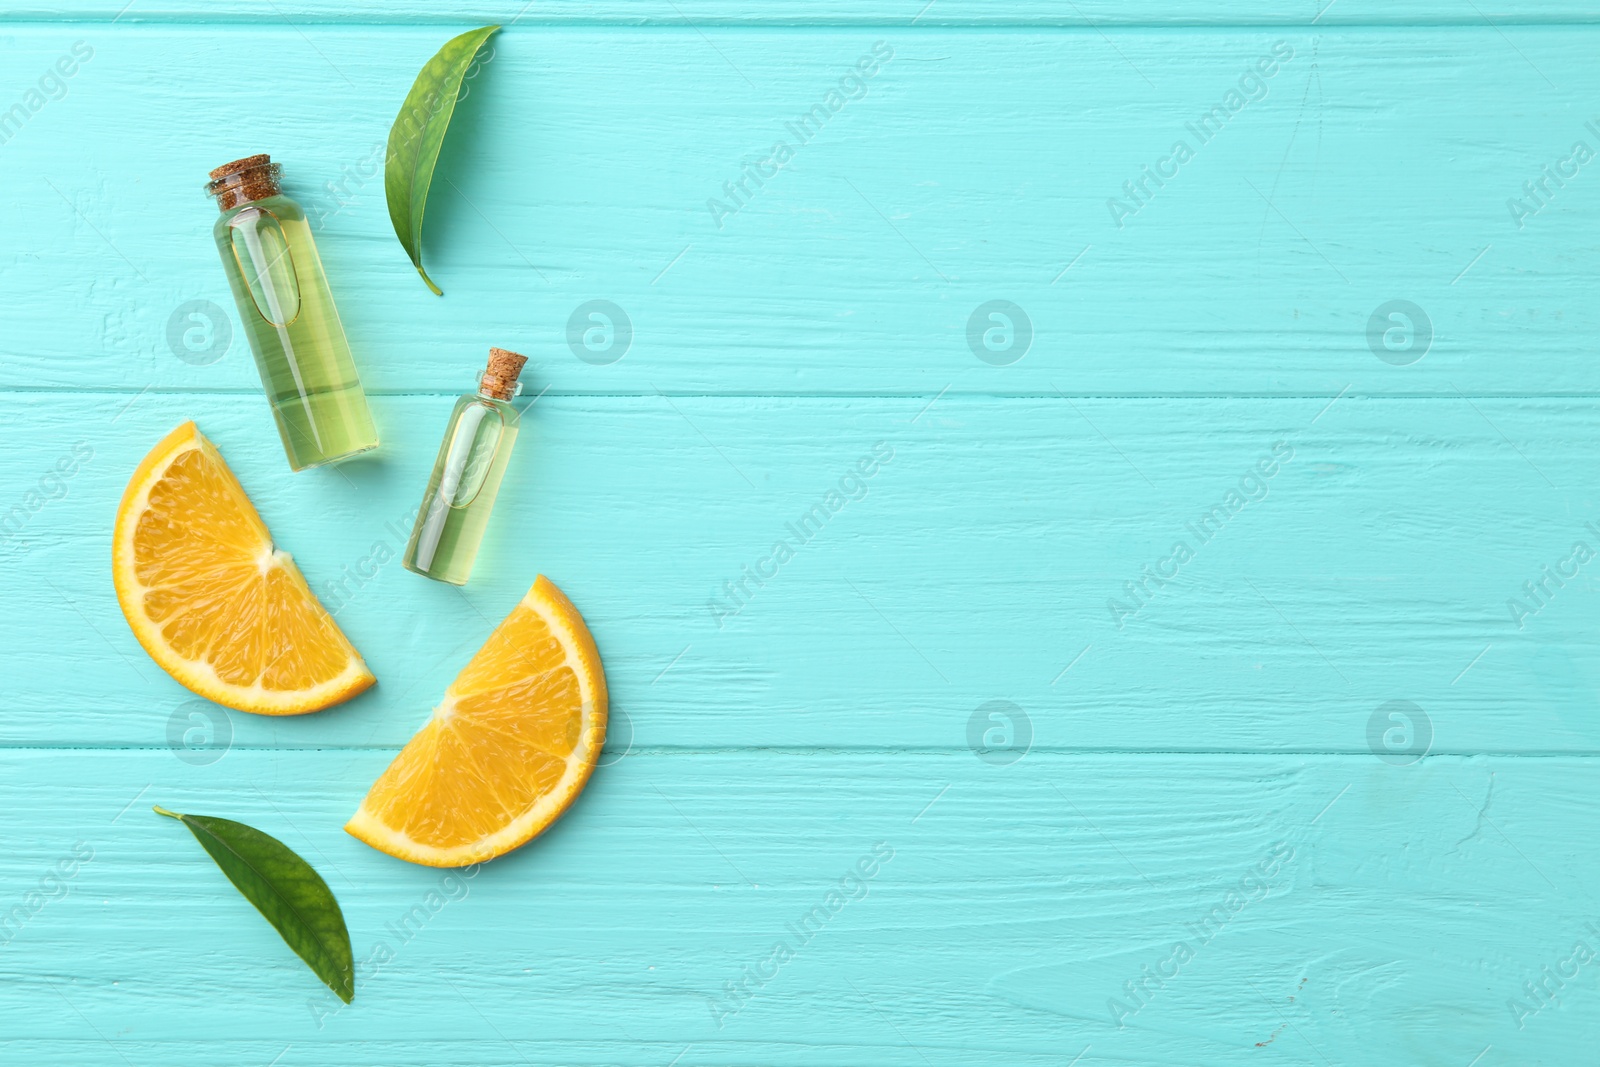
[206,154,378,470]
[403,348,527,585]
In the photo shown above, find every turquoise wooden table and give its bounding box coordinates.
[4,1,1600,1063]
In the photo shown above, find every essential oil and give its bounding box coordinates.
[403,349,527,585]
[207,154,378,471]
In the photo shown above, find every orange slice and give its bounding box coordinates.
[112,421,374,715]
[346,576,607,867]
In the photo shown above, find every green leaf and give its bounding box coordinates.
[385,24,501,295]
[155,806,354,1003]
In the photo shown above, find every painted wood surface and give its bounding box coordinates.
[2,25,1600,396]
[6,392,1600,757]
[19,2,1600,25]
[3,6,1599,1066]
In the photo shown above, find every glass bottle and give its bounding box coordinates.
[403,348,527,585]
[206,154,379,471]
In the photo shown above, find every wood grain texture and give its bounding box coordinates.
[1,26,1599,395]
[15,2,1600,25]
[2,749,1595,1065]
[2,6,1597,1066]
[5,393,1600,756]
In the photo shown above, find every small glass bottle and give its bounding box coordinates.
[206,154,379,471]
[403,348,527,585]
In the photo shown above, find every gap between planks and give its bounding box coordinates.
[9,16,1600,28]
[9,388,1600,401]
[5,745,1600,758]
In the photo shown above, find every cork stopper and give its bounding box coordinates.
[208,154,271,181]
[479,347,528,400]
[206,154,282,211]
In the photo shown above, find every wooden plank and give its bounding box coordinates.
[0,747,1591,1062]
[4,392,1599,754]
[11,1,1600,26]
[1,27,1597,395]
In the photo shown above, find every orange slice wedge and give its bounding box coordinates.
[112,421,374,715]
[346,576,607,867]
